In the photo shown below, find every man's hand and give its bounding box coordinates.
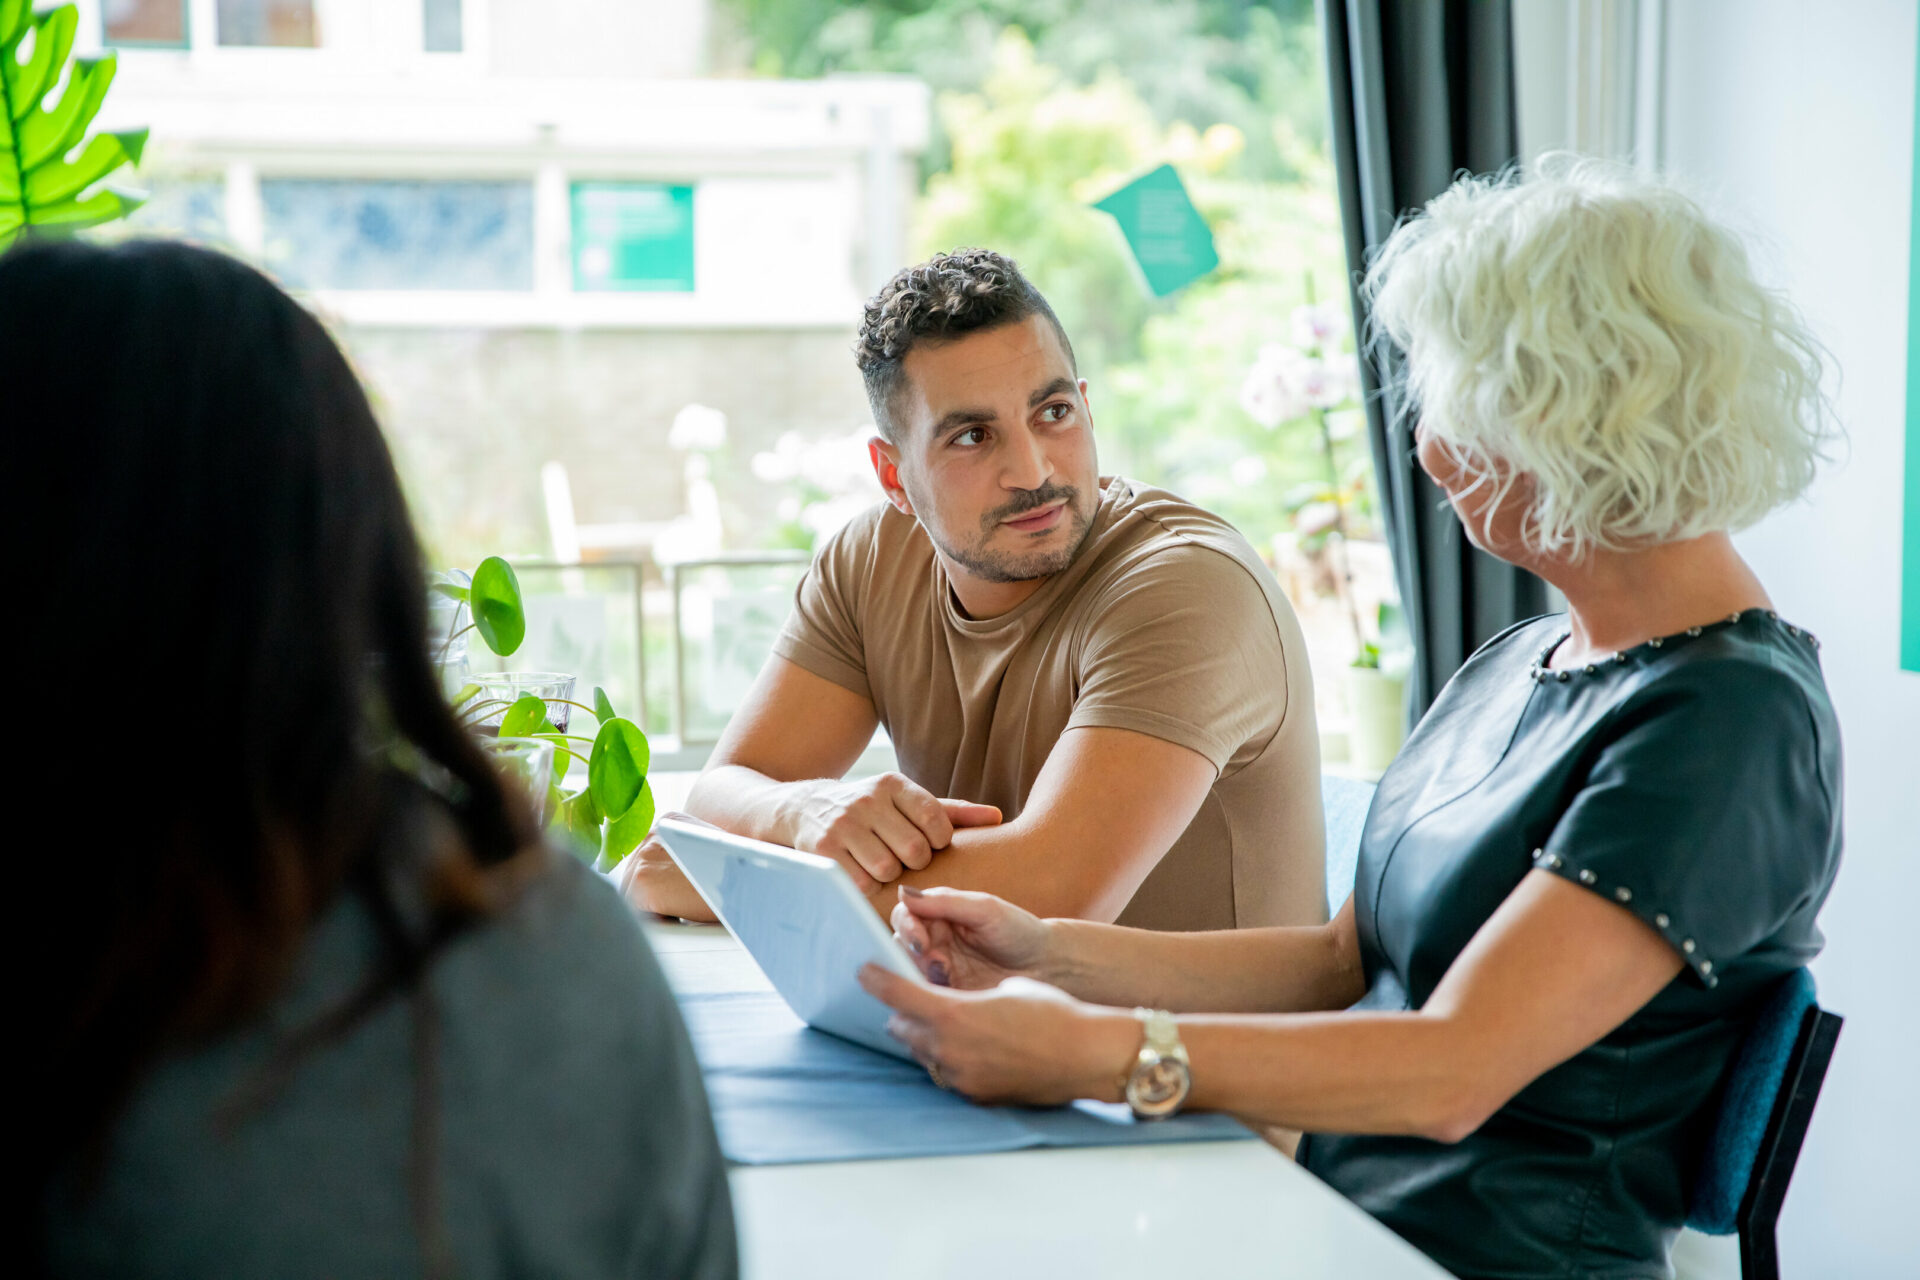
[616,787,1002,924]
[625,772,1002,920]
[860,725,1220,924]
[622,829,720,921]
[628,657,994,912]
[643,658,1221,929]
[786,772,1001,892]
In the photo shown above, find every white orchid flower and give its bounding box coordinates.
[1289,301,1348,350]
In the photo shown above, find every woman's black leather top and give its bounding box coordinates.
[1301,610,1842,1279]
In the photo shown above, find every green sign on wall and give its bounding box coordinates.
[1092,163,1219,297]
[572,182,695,292]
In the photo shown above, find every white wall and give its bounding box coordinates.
[1658,3,1920,1276]
[489,0,708,78]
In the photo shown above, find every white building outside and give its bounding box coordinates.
[79,0,923,743]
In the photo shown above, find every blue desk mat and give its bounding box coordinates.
[678,987,1254,1166]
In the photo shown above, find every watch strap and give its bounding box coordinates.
[1137,1007,1187,1062]
[1121,1007,1192,1118]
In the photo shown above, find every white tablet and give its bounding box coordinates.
[655,817,926,1060]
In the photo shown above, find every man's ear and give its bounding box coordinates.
[868,436,914,516]
[1078,378,1100,473]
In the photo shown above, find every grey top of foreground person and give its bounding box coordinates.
[45,816,735,1280]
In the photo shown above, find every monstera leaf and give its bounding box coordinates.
[1,1,146,249]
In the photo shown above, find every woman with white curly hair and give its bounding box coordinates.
[858,156,1844,1280]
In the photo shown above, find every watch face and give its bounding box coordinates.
[1127,1057,1192,1117]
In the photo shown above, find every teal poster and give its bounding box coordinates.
[1092,164,1218,297]
[572,183,696,292]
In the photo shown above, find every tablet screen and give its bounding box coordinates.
[658,818,924,1059]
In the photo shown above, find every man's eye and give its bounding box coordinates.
[954,427,989,447]
[1043,402,1072,422]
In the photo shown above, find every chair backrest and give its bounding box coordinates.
[541,459,582,564]
[1688,968,1843,1239]
[1320,773,1377,918]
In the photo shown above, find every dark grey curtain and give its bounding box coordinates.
[1319,0,1549,717]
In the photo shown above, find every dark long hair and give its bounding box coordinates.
[12,240,539,1196]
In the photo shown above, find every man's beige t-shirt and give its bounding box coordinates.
[771,478,1326,930]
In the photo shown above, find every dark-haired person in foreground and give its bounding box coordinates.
[626,249,1326,932]
[19,240,735,1278]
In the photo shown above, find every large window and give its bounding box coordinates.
[96,1,1391,754]
[708,0,1390,736]
[260,180,535,291]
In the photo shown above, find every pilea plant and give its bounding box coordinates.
[2,0,147,248]
[435,556,527,667]
[494,685,655,874]
[434,557,653,872]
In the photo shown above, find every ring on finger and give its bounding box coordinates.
[928,1062,949,1091]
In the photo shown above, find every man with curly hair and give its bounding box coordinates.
[627,249,1326,932]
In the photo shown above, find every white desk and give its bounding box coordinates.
[645,920,1448,1280]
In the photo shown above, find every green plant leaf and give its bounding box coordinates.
[16,184,144,234]
[23,125,143,205]
[430,582,471,603]
[450,682,482,709]
[535,732,570,782]
[497,694,548,739]
[588,716,650,820]
[5,5,73,124]
[598,779,655,872]
[0,1,30,71]
[19,55,112,168]
[592,686,617,725]
[1,6,146,250]
[564,786,603,852]
[469,557,525,656]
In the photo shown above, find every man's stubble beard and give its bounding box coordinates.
[923,480,1095,584]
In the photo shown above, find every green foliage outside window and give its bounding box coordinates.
[713,0,1326,183]
[716,2,1375,551]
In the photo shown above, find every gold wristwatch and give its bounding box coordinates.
[1122,1008,1192,1119]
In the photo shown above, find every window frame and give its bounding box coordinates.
[85,0,490,67]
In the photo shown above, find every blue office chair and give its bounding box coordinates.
[1688,968,1844,1280]
[1320,772,1376,917]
